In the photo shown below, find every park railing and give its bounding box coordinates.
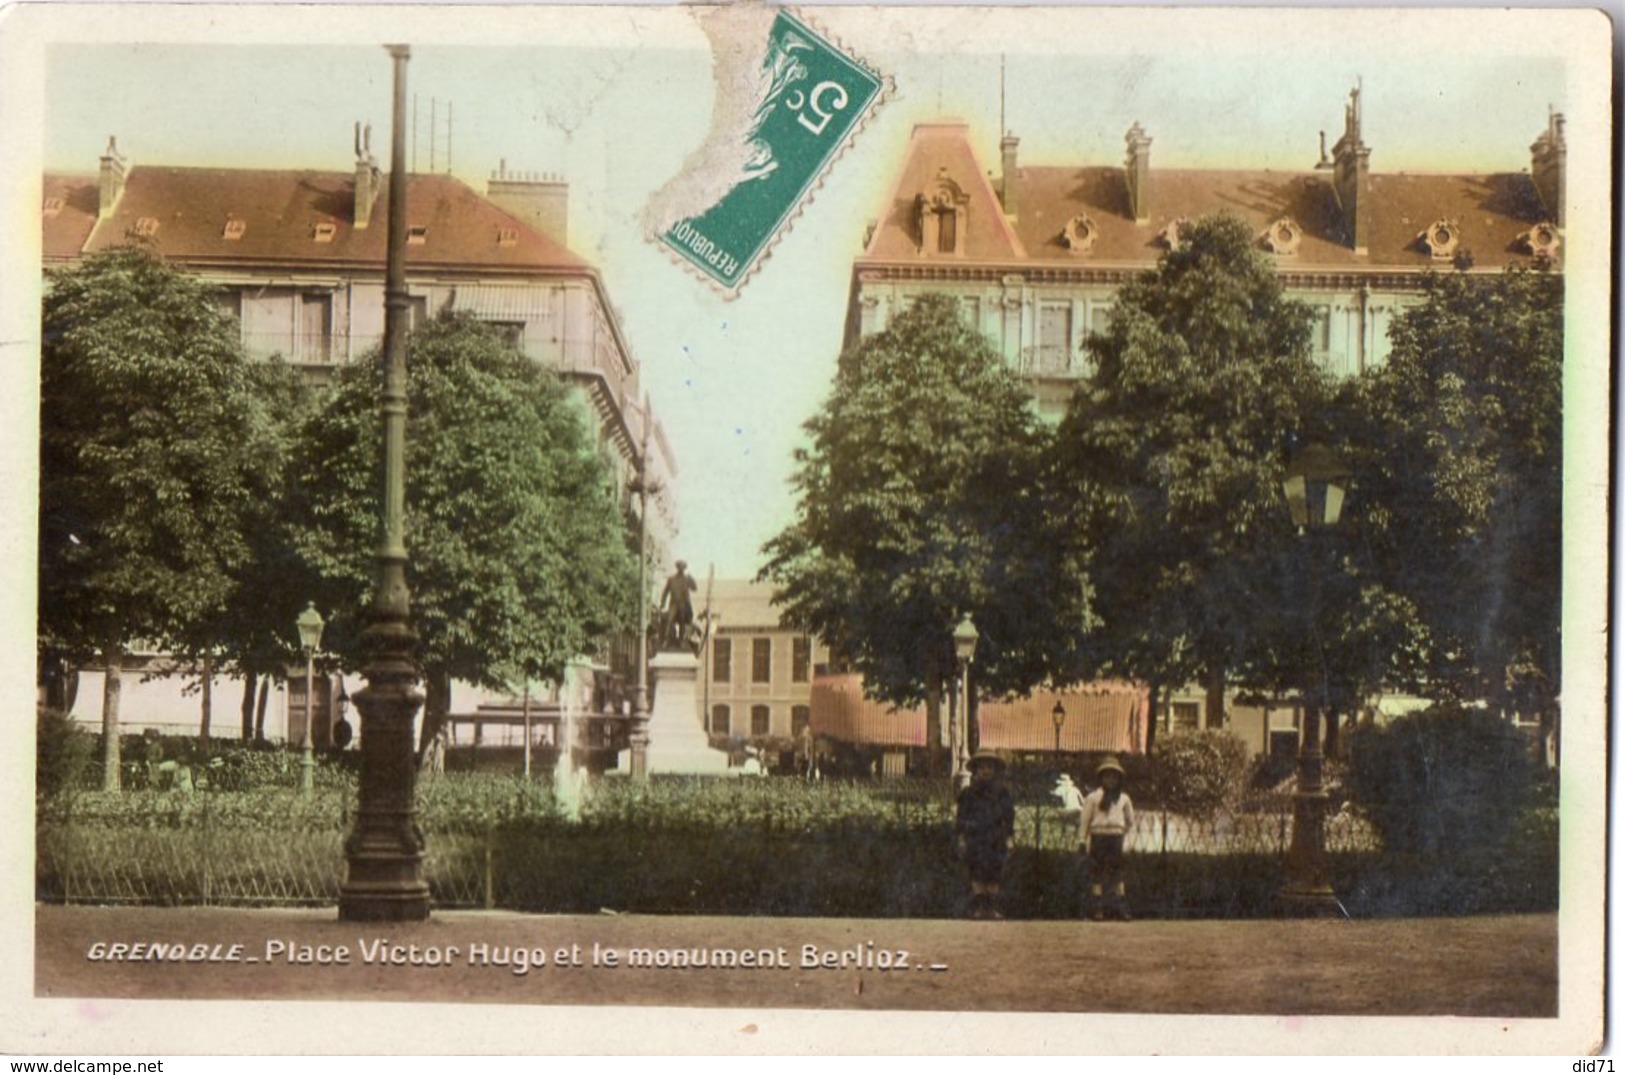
[39,775,1548,919]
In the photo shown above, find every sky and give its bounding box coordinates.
[35,6,1580,580]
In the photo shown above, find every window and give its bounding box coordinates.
[42,196,65,218]
[300,293,333,362]
[497,226,519,248]
[1172,701,1200,731]
[487,321,524,350]
[751,705,771,737]
[223,218,247,241]
[132,217,160,238]
[791,705,811,736]
[936,207,957,253]
[1037,302,1073,375]
[312,222,337,243]
[792,637,811,683]
[407,225,429,245]
[409,295,430,330]
[710,704,730,735]
[751,638,772,683]
[712,638,732,683]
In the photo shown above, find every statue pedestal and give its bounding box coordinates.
[644,650,731,775]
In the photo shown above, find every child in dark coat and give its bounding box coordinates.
[955,750,1015,919]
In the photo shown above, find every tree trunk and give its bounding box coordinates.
[1143,681,1161,758]
[254,676,270,741]
[199,653,213,757]
[1323,704,1342,761]
[1204,667,1226,729]
[240,671,257,740]
[100,639,123,792]
[923,670,943,779]
[417,671,453,776]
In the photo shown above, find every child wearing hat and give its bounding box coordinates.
[1078,756,1135,920]
[955,750,1016,919]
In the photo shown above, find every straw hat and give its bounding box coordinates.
[1096,756,1126,777]
[969,749,1006,772]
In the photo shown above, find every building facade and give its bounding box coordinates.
[844,90,1564,741]
[43,134,677,745]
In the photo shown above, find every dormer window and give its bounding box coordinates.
[1420,219,1460,260]
[132,216,160,238]
[915,169,968,257]
[408,225,429,246]
[1261,218,1301,256]
[1520,221,1561,261]
[42,196,65,218]
[223,218,247,241]
[496,226,519,248]
[1060,214,1098,255]
[312,222,337,243]
[1157,217,1191,251]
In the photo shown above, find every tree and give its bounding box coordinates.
[40,244,282,789]
[289,312,637,759]
[1051,214,1334,741]
[760,294,1066,767]
[1346,268,1562,743]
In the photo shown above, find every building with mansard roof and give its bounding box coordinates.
[847,90,1565,418]
[42,135,677,751]
[841,90,1563,751]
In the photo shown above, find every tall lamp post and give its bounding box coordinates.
[1051,699,1067,759]
[296,602,324,797]
[951,615,979,790]
[627,415,660,779]
[1279,443,1351,918]
[339,44,431,922]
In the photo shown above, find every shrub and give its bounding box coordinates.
[1344,704,1539,858]
[1151,729,1252,818]
[37,708,98,796]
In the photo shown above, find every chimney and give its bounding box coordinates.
[97,136,126,220]
[1124,122,1152,224]
[353,121,381,228]
[1530,109,1566,227]
[1330,86,1371,255]
[486,162,570,247]
[999,133,1020,220]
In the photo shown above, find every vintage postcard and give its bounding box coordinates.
[0,1,1612,1058]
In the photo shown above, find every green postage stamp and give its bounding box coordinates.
[645,7,887,295]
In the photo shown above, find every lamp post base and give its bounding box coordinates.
[1278,884,1342,918]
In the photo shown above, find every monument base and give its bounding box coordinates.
[644,650,732,775]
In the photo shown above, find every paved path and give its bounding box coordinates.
[36,905,1555,1018]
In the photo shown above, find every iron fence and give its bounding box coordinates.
[36,781,1378,911]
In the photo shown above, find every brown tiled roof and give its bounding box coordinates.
[57,166,589,274]
[864,120,1025,262]
[862,122,1553,272]
[809,673,1148,754]
[42,174,99,261]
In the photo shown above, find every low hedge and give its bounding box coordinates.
[36,774,1557,918]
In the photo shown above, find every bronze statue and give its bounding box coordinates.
[657,560,700,653]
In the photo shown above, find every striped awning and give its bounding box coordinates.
[809,674,1149,754]
[809,675,927,747]
[450,284,556,321]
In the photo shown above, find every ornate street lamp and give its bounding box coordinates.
[1279,442,1352,918]
[339,44,431,922]
[627,414,661,779]
[1051,699,1067,758]
[951,615,979,789]
[296,602,324,797]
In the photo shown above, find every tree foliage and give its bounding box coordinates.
[760,294,1066,724]
[1051,214,1333,710]
[289,313,636,745]
[40,244,283,787]
[1344,268,1563,718]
